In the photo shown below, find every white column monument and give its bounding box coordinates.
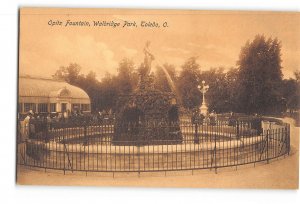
[197,80,209,116]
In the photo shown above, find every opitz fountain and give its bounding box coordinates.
[113,42,182,145]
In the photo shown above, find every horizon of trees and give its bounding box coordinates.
[53,34,300,115]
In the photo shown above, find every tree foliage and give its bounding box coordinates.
[177,57,201,110]
[236,35,283,114]
[115,58,139,95]
[200,67,238,113]
[53,63,82,84]
[52,59,139,112]
[281,71,300,112]
[52,35,299,116]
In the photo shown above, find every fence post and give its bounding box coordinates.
[83,121,88,172]
[137,145,140,176]
[194,122,199,144]
[266,129,269,164]
[45,120,49,143]
[286,124,290,155]
[17,121,20,167]
[236,120,240,139]
[84,122,87,146]
[44,120,48,172]
[138,138,140,176]
[214,132,217,174]
[137,122,140,176]
[63,125,66,175]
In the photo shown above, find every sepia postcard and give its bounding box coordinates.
[17,8,300,189]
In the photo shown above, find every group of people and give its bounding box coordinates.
[191,109,217,125]
[17,109,115,141]
[19,109,87,122]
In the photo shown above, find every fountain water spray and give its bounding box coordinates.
[156,59,182,105]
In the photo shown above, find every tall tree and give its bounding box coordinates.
[236,35,283,114]
[200,67,238,113]
[52,63,82,84]
[294,70,300,83]
[225,67,239,112]
[83,71,101,112]
[177,57,201,110]
[98,72,119,111]
[281,71,300,113]
[115,58,138,95]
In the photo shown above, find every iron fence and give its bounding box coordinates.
[17,117,290,174]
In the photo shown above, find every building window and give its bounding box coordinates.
[50,103,56,112]
[72,103,80,111]
[61,103,67,112]
[38,103,48,113]
[18,103,23,113]
[24,103,36,113]
[81,104,90,111]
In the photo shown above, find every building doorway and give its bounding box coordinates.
[61,103,67,112]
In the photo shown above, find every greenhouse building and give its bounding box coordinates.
[18,76,91,115]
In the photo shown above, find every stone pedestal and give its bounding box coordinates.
[200,103,208,116]
[113,75,182,145]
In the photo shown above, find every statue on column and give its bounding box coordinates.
[143,41,155,76]
[139,41,155,77]
[138,41,155,90]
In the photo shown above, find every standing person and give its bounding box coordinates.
[58,112,63,122]
[63,110,69,121]
[98,110,104,123]
[23,112,32,140]
[29,112,36,139]
[46,114,52,130]
[191,108,198,124]
[229,112,235,126]
[209,111,216,125]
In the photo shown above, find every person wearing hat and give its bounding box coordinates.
[23,110,33,140]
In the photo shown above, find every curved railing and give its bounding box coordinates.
[17,117,290,174]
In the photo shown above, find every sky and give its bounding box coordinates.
[19,8,300,80]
